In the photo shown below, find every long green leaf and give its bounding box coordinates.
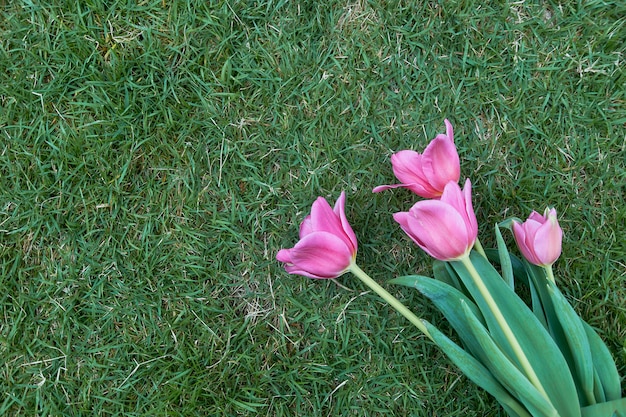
[392,275,556,417]
[432,260,469,296]
[581,397,626,417]
[433,260,458,287]
[390,275,485,359]
[524,263,566,338]
[494,223,514,289]
[485,248,548,326]
[520,257,621,404]
[421,320,532,417]
[450,252,581,417]
[547,282,595,405]
[524,265,549,328]
[582,322,622,402]
[459,302,559,417]
[525,262,604,405]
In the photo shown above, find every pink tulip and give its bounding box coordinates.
[373,119,460,198]
[276,192,358,279]
[393,179,477,261]
[513,208,562,266]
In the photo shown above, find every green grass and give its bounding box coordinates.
[0,0,624,415]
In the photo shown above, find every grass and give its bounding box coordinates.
[0,0,624,415]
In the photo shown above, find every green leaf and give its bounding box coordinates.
[450,253,581,417]
[421,320,532,417]
[432,260,475,301]
[582,322,622,402]
[494,223,514,289]
[432,260,464,292]
[524,262,617,405]
[484,248,545,324]
[390,275,485,358]
[524,266,549,328]
[547,282,595,405]
[498,217,523,230]
[390,274,572,417]
[524,262,575,349]
[592,368,608,404]
[459,302,559,417]
[519,258,621,404]
[483,249,531,289]
[581,397,626,417]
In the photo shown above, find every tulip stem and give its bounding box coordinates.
[348,263,433,341]
[544,264,555,284]
[459,256,552,404]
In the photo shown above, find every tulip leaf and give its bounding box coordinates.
[581,397,626,417]
[494,223,514,289]
[432,260,465,293]
[547,282,595,405]
[420,320,532,417]
[582,322,622,402]
[591,367,607,404]
[459,301,559,417]
[524,268,549,329]
[390,275,486,358]
[433,260,480,303]
[450,252,581,417]
[524,262,591,395]
[520,260,621,406]
[498,217,523,231]
[390,274,573,417]
[484,248,545,324]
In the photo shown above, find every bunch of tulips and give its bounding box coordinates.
[277,120,625,417]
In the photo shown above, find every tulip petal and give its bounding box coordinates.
[389,151,444,198]
[513,221,539,265]
[390,150,428,185]
[462,179,478,237]
[393,212,422,247]
[333,191,358,252]
[422,135,460,190]
[299,215,313,238]
[533,219,562,265]
[288,231,354,278]
[528,210,545,223]
[397,201,472,260]
[440,180,465,213]
[372,182,435,197]
[523,221,543,264]
[372,183,406,193]
[276,248,293,264]
[310,196,345,238]
[512,208,563,266]
[444,118,453,139]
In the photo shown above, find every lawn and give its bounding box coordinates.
[0,0,624,415]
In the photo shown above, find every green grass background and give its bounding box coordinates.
[1,0,624,415]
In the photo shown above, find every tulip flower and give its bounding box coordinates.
[276,192,358,279]
[393,179,477,261]
[513,208,562,266]
[373,119,460,198]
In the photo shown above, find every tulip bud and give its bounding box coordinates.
[513,208,563,266]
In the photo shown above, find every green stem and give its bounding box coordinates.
[459,256,552,403]
[544,264,555,284]
[348,263,432,341]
